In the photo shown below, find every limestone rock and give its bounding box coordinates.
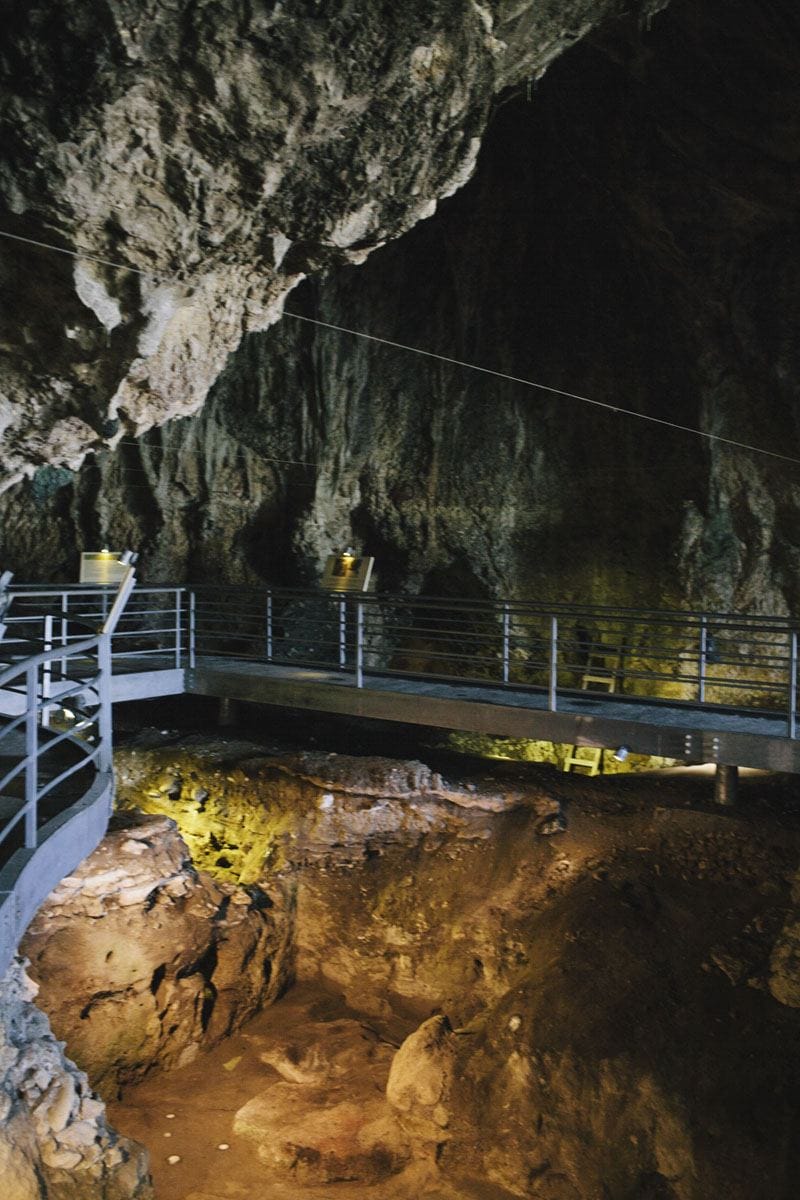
[114,745,559,880]
[386,1015,456,1145]
[234,1082,406,1184]
[0,958,152,1199]
[20,811,290,1091]
[234,1005,408,1184]
[0,0,665,495]
[768,917,800,1007]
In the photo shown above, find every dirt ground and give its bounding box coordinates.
[104,752,800,1200]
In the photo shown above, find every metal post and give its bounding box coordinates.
[101,565,136,635]
[548,616,558,712]
[41,614,53,729]
[174,588,182,668]
[339,597,346,669]
[97,633,113,774]
[699,615,707,704]
[714,763,738,807]
[502,603,510,684]
[59,591,69,681]
[24,663,38,848]
[356,601,364,688]
[266,592,273,663]
[188,590,196,670]
[789,630,798,739]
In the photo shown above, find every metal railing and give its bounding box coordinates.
[186,586,800,734]
[0,569,136,974]
[5,583,799,736]
[3,583,186,680]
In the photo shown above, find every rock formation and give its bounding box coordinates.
[30,737,792,1199]
[20,810,292,1092]
[0,958,152,1200]
[0,0,665,491]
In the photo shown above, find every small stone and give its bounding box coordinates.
[538,813,567,836]
[163,1132,172,1138]
[41,1146,82,1170]
[217,1143,230,1150]
[507,1014,522,1033]
[166,1113,176,1119]
[167,1154,181,1164]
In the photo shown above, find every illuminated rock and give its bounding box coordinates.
[20,812,291,1092]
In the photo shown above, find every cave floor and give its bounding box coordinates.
[109,984,512,1200]
[103,746,800,1200]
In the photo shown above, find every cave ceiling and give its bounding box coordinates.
[1,0,800,614]
[0,0,666,486]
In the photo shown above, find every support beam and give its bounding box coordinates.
[714,763,738,807]
[218,697,240,728]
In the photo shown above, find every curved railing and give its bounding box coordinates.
[0,570,135,974]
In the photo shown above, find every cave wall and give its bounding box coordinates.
[0,0,658,490]
[2,0,800,614]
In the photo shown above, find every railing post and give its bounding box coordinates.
[338,597,346,669]
[97,632,113,774]
[24,662,38,848]
[356,601,364,688]
[266,591,273,663]
[101,565,136,636]
[698,615,707,704]
[502,602,510,684]
[174,588,182,668]
[59,591,69,681]
[188,590,196,670]
[789,630,797,739]
[41,614,53,729]
[548,616,558,712]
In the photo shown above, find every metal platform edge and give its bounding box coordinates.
[0,770,113,976]
[186,665,800,773]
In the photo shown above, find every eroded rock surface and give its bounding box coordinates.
[0,0,664,493]
[3,0,799,619]
[114,743,558,880]
[0,958,152,1200]
[20,811,292,1092]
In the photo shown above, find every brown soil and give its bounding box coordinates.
[106,764,800,1200]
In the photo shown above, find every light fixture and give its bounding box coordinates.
[613,745,630,762]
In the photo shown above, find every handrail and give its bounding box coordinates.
[0,569,136,974]
[0,634,102,686]
[6,579,800,738]
[7,579,798,625]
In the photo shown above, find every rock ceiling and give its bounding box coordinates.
[0,0,666,489]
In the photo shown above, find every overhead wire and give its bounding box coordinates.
[281,312,800,468]
[2,224,799,469]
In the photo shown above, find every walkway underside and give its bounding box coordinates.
[185,659,800,773]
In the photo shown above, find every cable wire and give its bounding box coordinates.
[2,224,799,469]
[282,312,800,468]
[0,227,176,282]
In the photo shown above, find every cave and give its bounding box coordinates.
[2,2,800,1198]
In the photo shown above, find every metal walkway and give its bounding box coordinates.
[2,575,799,972]
[0,571,135,974]
[4,582,800,773]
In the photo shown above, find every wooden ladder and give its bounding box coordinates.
[563,643,624,776]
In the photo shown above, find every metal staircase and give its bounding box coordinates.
[0,568,136,974]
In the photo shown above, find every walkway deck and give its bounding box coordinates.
[187,658,800,773]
